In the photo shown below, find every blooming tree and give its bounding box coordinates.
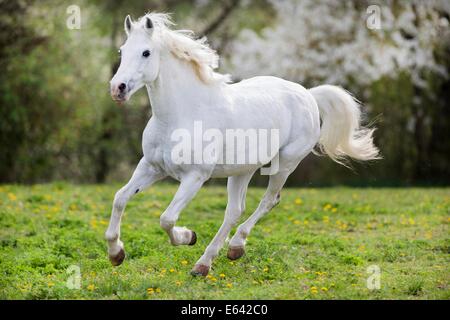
[229,0,449,89]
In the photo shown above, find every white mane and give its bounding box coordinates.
[135,13,231,85]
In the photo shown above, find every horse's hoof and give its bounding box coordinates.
[109,248,126,266]
[190,264,210,277]
[188,231,197,246]
[227,246,245,260]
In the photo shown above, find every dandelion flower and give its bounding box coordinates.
[87,284,95,291]
[7,193,17,201]
[181,260,188,266]
[226,283,233,288]
[219,273,226,278]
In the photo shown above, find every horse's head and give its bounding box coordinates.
[110,15,160,103]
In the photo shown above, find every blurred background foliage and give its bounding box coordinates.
[0,0,448,186]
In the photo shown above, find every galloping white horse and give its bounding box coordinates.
[106,13,380,276]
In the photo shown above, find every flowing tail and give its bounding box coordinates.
[309,85,381,166]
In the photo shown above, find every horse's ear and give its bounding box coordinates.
[145,17,153,30]
[124,15,133,35]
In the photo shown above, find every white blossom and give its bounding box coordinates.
[229,0,449,88]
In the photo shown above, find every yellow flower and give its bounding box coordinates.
[176,281,182,286]
[7,193,17,201]
[331,208,337,213]
[90,219,98,229]
[147,288,154,295]
[310,286,318,294]
[293,220,301,225]
[323,216,330,223]
[323,204,332,211]
[181,260,188,266]
[321,287,328,292]
[169,268,175,273]
[226,283,233,288]
[155,288,161,293]
[219,273,226,278]
[295,198,303,205]
[47,282,55,287]
[210,277,217,282]
[263,267,269,272]
[87,284,95,291]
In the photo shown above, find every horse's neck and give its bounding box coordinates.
[148,54,222,124]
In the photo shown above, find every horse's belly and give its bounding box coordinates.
[210,163,262,178]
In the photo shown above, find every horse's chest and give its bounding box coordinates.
[142,125,189,180]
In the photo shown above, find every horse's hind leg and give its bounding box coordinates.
[227,170,289,260]
[227,144,313,260]
[191,172,254,276]
[105,158,164,266]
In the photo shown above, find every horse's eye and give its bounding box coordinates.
[142,50,150,58]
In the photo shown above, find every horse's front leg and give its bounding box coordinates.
[159,174,206,246]
[191,172,254,276]
[105,158,164,266]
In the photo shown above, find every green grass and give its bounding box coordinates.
[0,183,448,299]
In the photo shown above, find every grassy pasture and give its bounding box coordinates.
[0,183,448,299]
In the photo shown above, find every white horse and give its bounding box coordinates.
[106,13,380,276]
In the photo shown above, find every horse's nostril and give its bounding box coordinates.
[118,83,126,92]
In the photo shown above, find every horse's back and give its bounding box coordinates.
[228,76,320,144]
